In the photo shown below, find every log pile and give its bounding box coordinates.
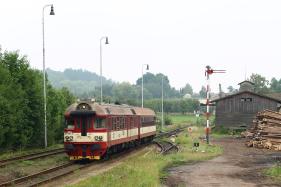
[244,109,281,150]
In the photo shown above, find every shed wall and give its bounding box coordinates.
[215,93,277,128]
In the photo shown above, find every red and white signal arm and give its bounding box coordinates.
[188,126,192,132]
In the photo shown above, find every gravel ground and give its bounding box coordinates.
[164,137,281,187]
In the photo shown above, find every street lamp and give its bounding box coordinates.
[100,37,109,103]
[162,75,168,129]
[42,4,55,148]
[142,64,149,108]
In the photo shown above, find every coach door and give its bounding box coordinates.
[81,116,87,136]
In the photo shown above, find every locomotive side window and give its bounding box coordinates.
[88,117,91,129]
[130,117,133,128]
[122,117,124,129]
[94,117,106,128]
[65,118,75,129]
[76,117,80,129]
[111,117,113,131]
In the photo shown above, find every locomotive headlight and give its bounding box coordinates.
[69,136,73,140]
[94,136,98,140]
[99,136,103,140]
[65,136,69,140]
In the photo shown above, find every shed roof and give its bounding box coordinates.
[210,91,281,103]
[238,80,255,85]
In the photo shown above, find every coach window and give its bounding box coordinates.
[134,117,136,128]
[117,117,119,130]
[65,118,75,129]
[111,117,113,131]
[94,117,106,128]
[125,117,127,129]
[113,117,116,130]
[76,117,80,129]
[88,117,91,129]
[119,117,122,129]
[130,117,133,128]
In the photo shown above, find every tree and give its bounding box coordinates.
[270,77,281,93]
[227,86,234,93]
[111,82,139,102]
[247,73,273,94]
[183,83,193,95]
[179,99,189,114]
[199,86,206,98]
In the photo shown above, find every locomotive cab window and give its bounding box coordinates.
[94,117,106,128]
[65,118,75,129]
[88,117,91,129]
[76,117,80,129]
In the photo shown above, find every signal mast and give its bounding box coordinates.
[205,66,226,144]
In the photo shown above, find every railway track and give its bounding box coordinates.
[155,127,186,139]
[0,148,65,169]
[0,143,150,187]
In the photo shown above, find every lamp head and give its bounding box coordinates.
[50,5,55,15]
[105,37,109,44]
[146,64,149,70]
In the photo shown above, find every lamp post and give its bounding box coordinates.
[142,64,149,108]
[100,37,109,103]
[162,75,168,129]
[42,4,55,148]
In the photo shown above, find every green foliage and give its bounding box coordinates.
[227,86,234,93]
[155,138,172,143]
[199,86,206,98]
[263,161,281,178]
[164,115,173,125]
[247,73,274,94]
[0,47,74,149]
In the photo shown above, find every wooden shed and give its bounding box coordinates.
[210,91,281,129]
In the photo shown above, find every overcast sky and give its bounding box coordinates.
[1,0,281,93]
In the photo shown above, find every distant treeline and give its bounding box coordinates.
[46,68,117,95]
[0,47,76,149]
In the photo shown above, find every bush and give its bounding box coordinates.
[164,115,173,125]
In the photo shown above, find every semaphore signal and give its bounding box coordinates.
[205,65,226,144]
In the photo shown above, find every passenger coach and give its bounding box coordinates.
[64,99,156,160]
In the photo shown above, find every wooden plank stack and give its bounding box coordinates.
[243,109,281,150]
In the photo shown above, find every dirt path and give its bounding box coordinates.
[164,137,281,187]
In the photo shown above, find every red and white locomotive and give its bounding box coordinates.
[64,99,156,160]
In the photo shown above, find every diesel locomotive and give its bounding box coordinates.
[64,99,156,160]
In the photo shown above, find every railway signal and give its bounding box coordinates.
[205,66,225,144]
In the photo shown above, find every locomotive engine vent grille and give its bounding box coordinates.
[76,103,92,111]
[130,109,136,115]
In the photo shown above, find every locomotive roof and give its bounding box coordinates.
[64,99,155,116]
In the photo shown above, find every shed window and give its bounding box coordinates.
[247,98,252,102]
[241,98,246,102]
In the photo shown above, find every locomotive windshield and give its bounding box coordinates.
[65,118,75,129]
[94,117,106,128]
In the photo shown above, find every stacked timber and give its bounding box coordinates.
[244,109,281,150]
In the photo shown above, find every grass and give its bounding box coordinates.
[263,161,281,183]
[0,144,63,161]
[67,125,223,187]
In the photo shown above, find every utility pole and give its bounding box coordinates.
[205,66,225,144]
